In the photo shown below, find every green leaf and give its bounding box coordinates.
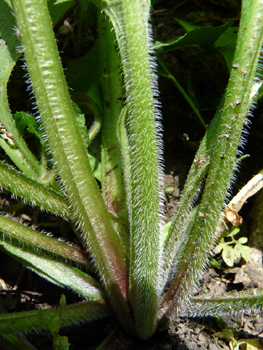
[72,93,102,143]
[190,288,263,317]
[154,20,234,54]
[215,316,227,330]
[0,0,41,178]
[0,238,105,300]
[72,101,89,148]
[0,299,111,334]
[215,328,235,341]
[14,111,40,138]
[55,336,70,350]
[48,295,71,350]
[230,227,240,236]
[47,0,74,23]
[116,107,132,224]
[11,0,131,333]
[213,242,225,254]
[1,334,34,350]
[88,152,101,182]
[58,294,66,309]
[0,214,93,269]
[102,0,161,338]
[160,221,172,247]
[222,245,237,267]
[0,161,70,219]
[233,243,242,257]
[98,12,128,222]
[163,0,263,318]
[174,18,201,32]
[215,27,238,71]
[71,97,102,181]
[240,245,252,262]
[67,41,101,95]
[238,237,248,244]
[240,339,261,350]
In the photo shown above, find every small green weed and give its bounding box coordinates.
[214,226,252,267]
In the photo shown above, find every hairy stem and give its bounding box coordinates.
[0,161,70,219]
[102,0,164,339]
[11,0,133,331]
[98,10,128,222]
[0,300,111,334]
[160,0,263,323]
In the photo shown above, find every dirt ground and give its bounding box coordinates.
[1,167,263,349]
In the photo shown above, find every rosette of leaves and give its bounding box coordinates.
[0,0,263,348]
